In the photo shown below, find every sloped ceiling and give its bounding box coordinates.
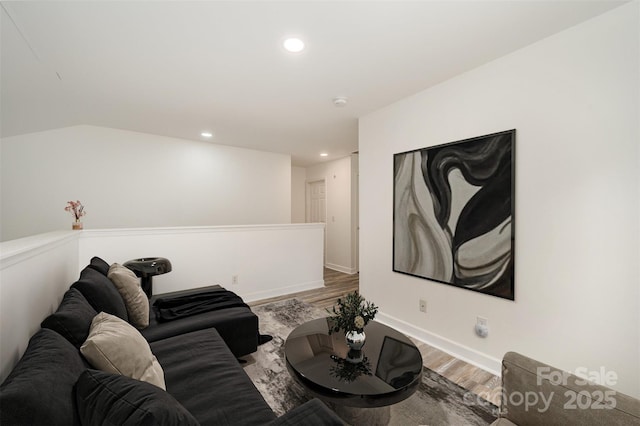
[0,1,624,166]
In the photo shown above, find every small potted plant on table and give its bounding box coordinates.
[326,291,378,354]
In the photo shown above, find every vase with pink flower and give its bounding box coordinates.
[65,200,86,230]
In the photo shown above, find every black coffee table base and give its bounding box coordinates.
[329,403,391,426]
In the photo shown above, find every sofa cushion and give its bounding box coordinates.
[81,312,165,389]
[87,256,111,276]
[71,266,129,321]
[108,263,149,329]
[150,327,277,425]
[75,369,200,426]
[0,329,86,426]
[41,288,98,348]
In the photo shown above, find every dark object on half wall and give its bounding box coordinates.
[124,257,172,297]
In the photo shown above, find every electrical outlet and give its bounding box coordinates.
[419,299,427,313]
[475,316,489,338]
[232,275,238,285]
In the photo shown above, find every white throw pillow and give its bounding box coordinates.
[108,263,149,329]
[80,312,165,389]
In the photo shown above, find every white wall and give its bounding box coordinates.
[291,166,307,223]
[0,125,292,241]
[360,3,639,398]
[0,232,79,382]
[306,155,358,274]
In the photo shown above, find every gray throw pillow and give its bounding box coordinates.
[108,263,149,329]
[81,312,165,389]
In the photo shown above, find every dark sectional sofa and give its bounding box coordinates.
[0,256,342,425]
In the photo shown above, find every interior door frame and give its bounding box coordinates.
[305,178,327,223]
[305,178,327,264]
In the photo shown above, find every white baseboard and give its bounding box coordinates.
[325,263,358,274]
[243,280,325,303]
[376,311,502,377]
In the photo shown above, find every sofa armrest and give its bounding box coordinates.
[500,351,640,426]
[269,399,344,426]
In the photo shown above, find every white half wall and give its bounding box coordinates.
[0,125,292,241]
[78,224,325,301]
[360,3,639,398]
[0,232,79,382]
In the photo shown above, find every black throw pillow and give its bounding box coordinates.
[41,288,98,348]
[75,369,200,426]
[87,256,110,276]
[71,266,129,321]
[0,329,86,426]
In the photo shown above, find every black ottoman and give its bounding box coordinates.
[143,285,259,358]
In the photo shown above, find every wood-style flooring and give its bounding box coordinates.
[248,268,359,311]
[250,268,501,406]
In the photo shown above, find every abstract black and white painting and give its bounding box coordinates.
[393,130,515,300]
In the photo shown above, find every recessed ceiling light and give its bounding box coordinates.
[201,132,213,138]
[320,153,328,157]
[283,38,304,53]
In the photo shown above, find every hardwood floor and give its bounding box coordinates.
[248,268,359,310]
[250,268,501,406]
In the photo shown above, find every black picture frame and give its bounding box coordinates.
[393,130,515,300]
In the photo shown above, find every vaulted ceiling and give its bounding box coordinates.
[1,1,624,166]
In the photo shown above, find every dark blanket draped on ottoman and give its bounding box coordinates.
[153,289,249,322]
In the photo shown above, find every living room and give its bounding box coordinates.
[1,1,638,424]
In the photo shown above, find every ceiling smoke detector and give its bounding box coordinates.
[333,97,348,107]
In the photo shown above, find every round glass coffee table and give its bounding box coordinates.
[284,318,423,425]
